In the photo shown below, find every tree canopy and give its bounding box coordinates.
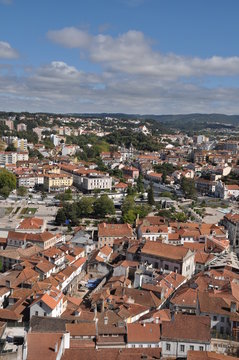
[0,169,16,198]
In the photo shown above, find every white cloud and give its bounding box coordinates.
[0,41,18,59]
[47,27,239,79]
[1,28,239,114]
[0,59,239,114]
[47,27,92,48]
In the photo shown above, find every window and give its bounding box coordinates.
[180,345,185,352]
[199,346,204,351]
[221,317,224,322]
[165,264,169,270]
[44,312,47,316]
[190,346,194,351]
[166,343,171,351]
[213,316,217,321]
[35,311,38,316]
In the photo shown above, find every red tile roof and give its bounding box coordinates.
[141,241,191,261]
[127,323,160,343]
[98,223,133,238]
[162,314,211,342]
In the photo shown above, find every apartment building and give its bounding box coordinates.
[82,174,112,192]
[0,152,17,166]
[43,173,73,192]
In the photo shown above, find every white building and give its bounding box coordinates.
[30,288,66,318]
[215,181,239,200]
[140,242,195,279]
[127,323,161,348]
[0,151,17,166]
[161,314,211,358]
[82,174,112,192]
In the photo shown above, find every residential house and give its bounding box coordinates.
[140,242,195,279]
[161,314,211,358]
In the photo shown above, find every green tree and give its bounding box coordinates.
[147,183,155,205]
[175,212,188,222]
[121,195,151,224]
[162,170,167,184]
[93,195,115,218]
[136,174,144,193]
[55,208,67,225]
[122,209,136,224]
[17,186,27,197]
[121,196,135,214]
[181,177,197,198]
[77,197,95,217]
[56,189,72,202]
[5,143,16,152]
[127,185,137,196]
[0,169,16,198]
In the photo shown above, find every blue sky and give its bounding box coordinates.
[1,0,239,114]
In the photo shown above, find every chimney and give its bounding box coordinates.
[54,342,58,353]
[155,317,159,324]
[104,316,108,325]
[230,301,237,313]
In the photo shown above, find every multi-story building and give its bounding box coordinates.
[195,178,216,195]
[17,173,44,188]
[17,123,27,132]
[0,151,17,166]
[122,166,139,179]
[13,138,28,152]
[30,288,66,318]
[215,181,239,199]
[4,119,14,130]
[81,174,112,192]
[140,242,195,279]
[43,173,73,192]
[161,314,211,358]
[221,213,239,252]
[98,222,135,248]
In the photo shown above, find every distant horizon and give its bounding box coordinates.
[1,111,239,118]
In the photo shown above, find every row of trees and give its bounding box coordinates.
[55,194,115,226]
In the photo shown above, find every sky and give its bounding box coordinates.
[1,0,239,114]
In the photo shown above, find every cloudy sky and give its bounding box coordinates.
[1,0,239,114]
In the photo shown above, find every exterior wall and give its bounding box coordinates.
[140,252,195,279]
[82,176,112,191]
[127,341,161,348]
[0,290,11,308]
[44,175,73,192]
[0,152,17,165]
[141,253,182,273]
[7,238,25,247]
[201,312,231,335]
[162,340,211,358]
[223,218,239,250]
[18,175,44,188]
[182,253,195,278]
[30,298,64,318]
[140,231,168,242]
